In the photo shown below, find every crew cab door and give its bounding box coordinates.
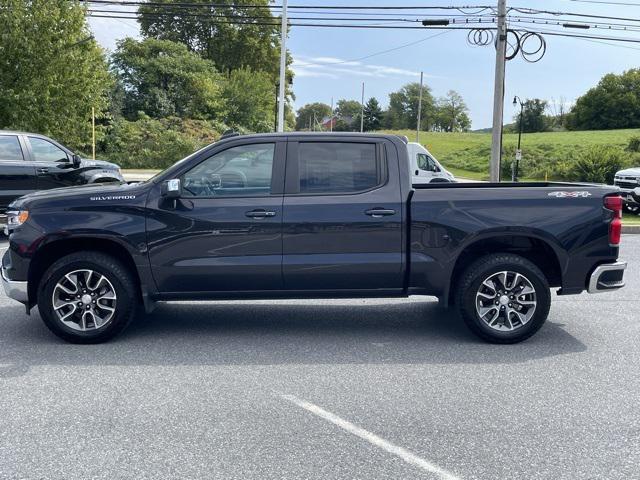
[146,140,285,293]
[0,134,36,211]
[26,136,78,190]
[282,138,404,291]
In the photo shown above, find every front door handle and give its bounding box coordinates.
[365,208,396,218]
[245,209,277,218]
[36,167,49,174]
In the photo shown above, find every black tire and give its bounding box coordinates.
[455,253,551,344]
[37,251,138,344]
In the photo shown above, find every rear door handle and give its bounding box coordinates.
[245,209,277,218]
[365,208,396,218]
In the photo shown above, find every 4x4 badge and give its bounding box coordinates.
[548,191,592,198]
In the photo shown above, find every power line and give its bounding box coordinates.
[511,6,640,24]
[567,0,640,6]
[86,5,496,19]
[87,9,488,23]
[294,30,452,67]
[84,1,494,10]
[86,13,492,29]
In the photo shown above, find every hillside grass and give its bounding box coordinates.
[384,128,640,181]
[624,212,640,225]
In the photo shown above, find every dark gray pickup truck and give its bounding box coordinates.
[1,133,627,344]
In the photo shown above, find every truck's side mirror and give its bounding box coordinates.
[161,178,182,199]
[71,154,82,168]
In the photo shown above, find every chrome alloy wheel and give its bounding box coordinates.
[475,270,537,332]
[51,269,117,331]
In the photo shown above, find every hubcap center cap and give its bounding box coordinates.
[81,294,92,305]
[499,295,510,306]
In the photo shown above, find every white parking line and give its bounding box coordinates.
[281,394,461,480]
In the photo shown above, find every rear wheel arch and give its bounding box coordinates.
[446,234,563,306]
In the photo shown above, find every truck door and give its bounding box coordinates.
[146,140,285,293]
[282,138,404,291]
[0,135,36,211]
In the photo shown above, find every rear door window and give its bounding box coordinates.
[296,142,382,194]
[0,136,24,161]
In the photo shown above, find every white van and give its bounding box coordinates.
[407,142,456,184]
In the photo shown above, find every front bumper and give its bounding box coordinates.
[587,261,627,294]
[617,187,640,206]
[1,265,28,303]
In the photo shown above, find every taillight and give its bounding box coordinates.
[604,195,623,246]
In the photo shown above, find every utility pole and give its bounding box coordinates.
[330,97,334,132]
[416,71,424,142]
[512,95,524,181]
[360,82,365,133]
[277,0,288,132]
[490,0,507,182]
[91,107,96,160]
[273,83,279,132]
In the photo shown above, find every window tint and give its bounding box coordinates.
[29,137,68,162]
[298,142,380,194]
[182,143,275,197]
[0,136,24,161]
[417,153,439,172]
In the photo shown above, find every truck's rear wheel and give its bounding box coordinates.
[37,251,137,343]
[456,253,551,344]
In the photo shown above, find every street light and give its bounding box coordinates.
[512,95,524,182]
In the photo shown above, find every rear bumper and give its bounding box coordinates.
[1,265,28,303]
[587,261,627,294]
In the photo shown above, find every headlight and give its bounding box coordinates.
[6,210,29,228]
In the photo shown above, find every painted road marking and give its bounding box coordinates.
[281,394,461,480]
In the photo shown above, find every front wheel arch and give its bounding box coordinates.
[28,238,142,309]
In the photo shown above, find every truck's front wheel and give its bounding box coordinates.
[37,252,138,343]
[456,253,551,344]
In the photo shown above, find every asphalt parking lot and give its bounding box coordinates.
[0,237,639,480]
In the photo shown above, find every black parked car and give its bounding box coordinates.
[0,131,124,214]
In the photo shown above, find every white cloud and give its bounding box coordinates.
[292,54,422,80]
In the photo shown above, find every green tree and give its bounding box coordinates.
[295,102,332,131]
[383,83,435,130]
[101,114,224,169]
[435,90,471,132]
[382,92,407,129]
[363,97,383,131]
[0,0,112,151]
[568,69,640,130]
[111,38,225,121]
[221,67,275,132]
[138,0,283,79]
[515,99,548,133]
[334,99,362,131]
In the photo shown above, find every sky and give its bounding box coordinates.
[88,0,640,129]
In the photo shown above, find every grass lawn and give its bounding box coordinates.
[383,128,640,181]
[624,212,640,225]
